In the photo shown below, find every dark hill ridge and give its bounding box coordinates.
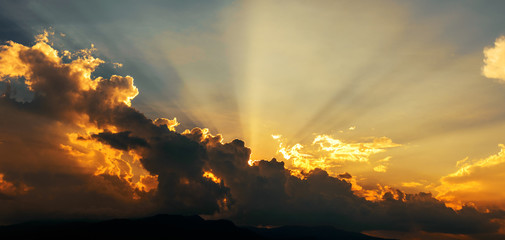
[0,214,393,240]
[249,225,391,240]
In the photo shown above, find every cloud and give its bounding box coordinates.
[186,128,504,235]
[91,131,149,151]
[272,134,400,176]
[0,32,225,222]
[0,173,31,199]
[373,165,388,173]
[153,117,180,131]
[0,33,504,238]
[436,145,505,211]
[483,36,505,81]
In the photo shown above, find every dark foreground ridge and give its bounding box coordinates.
[0,214,393,240]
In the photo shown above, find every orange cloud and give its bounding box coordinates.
[0,33,163,222]
[0,174,32,198]
[203,171,221,184]
[61,131,156,195]
[135,175,159,193]
[0,31,152,196]
[436,145,505,210]
[153,117,180,131]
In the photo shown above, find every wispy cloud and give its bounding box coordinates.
[272,134,400,176]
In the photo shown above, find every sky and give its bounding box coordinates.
[2,0,505,239]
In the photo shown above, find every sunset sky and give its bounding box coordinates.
[2,1,505,239]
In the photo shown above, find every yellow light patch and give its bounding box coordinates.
[61,129,157,197]
[203,171,221,184]
[272,134,400,176]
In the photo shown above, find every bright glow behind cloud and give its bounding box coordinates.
[273,134,400,176]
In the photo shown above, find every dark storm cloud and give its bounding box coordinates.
[179,127,505,235]
[0,35,227,223]
[91,131,149,150]
[0,34,504,239]
[193,132,504,234]
[338,172,352,179]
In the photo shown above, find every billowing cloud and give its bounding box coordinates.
[0,32,226,222]
[0,33,504,239]
[184,128,504,236]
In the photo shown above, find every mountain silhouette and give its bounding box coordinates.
[0,214,393,240]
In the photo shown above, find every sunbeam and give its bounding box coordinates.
[4,1,505,239]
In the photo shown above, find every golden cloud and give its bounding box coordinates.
[0,32,156,206]
[436,145,505,210]
[272,134,400,175]
[153,117,180,131]
[483,36,505,81]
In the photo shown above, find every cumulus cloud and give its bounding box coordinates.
[0,32,225,222]
[184,128,504,235]
[483,36,505,81]
[0,33,504,238]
